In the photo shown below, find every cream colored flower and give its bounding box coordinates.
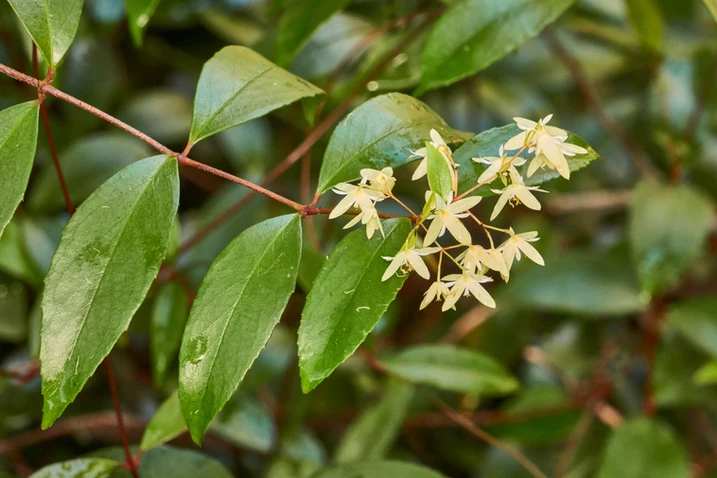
[458,245,509,277]
[344,204,384,239]
[504,115,586,180]
[420,279,450,309]
[490,167,546,220]
[499,228,544,270]
[472,145,527,185]
[410,129,452,180]
[329,183,384,219]
[381,246,441,281]
[526,140,588,178]
[423,193,482,245]
[442,272,495,310]
[360,167,396,195]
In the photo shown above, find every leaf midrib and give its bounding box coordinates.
[57,158,172,389]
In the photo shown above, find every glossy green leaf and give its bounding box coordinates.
[313,461,446,478]
[298,218,411,392]
[668,297,717,359]
[140,391,186,452]
[189,46,324,144]
[703,0,717,22]
[29,458,118,478]
[0,102,39,239]
[380,344,519,395]
[0,219,43,286]
[625,0,664,52]
[596,418,690,478]
[179,214,302,443]
[505,250,645,316]
[135,447,234,478]
[417,0,576,95]
[125,0,161,46]
[151,282,188,388]
[426,143,453,201]
[334,380,413,463]
[28,133,151,213]
[317,93,471,193]
[629,180,714,295]
[453,124,599,195]
[6,0,83,67]
[274,0,351,67]
[41,156,180,428]
[210,395,276,453]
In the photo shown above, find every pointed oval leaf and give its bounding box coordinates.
[140,391,187,452]
[29,458,119,478]
[313,461,446,478]
[179,214,302,443]
[453,124,599,195]
[380,344,519,395]
[625,0,664,52]
[137,447,234,478]
[316,93,472,194]
[125,0,162,47]
[275,0,351,67]
[189,46,324,144]
[41,155,180,428]
[334,380,414,463]
[151,282,188,388]
[426,143,453,201]
[7,0,83,67]
[629,180,714,295]
[417,0,576,95]
[0,102,39,239]
[596,418,690,478]
[298,218,411,392]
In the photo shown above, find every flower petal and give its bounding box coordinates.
[407,253,430,280]
[490,190,511,221]
[517,239,544,265]
[443,214,472,244]
[504,131,527,150]
[467,281,496,308]
[514,186,542,211]
[423,217,443,246]
[381,255,405,281]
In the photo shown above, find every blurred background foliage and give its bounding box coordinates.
[1,0,717,476]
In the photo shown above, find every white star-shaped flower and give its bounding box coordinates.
[420,279,451,309]
[381,246,441,281]
[442,271,495,310]
[344,204,384,239]
[410,129,453,180]
[525,140,588,178]
[329,183,385,219]
[472,145,527,185]
[423,192,482,245]
[499,228,544,270]
[458,245,509,277]
[360,167,396,195]
[490,167,546,220]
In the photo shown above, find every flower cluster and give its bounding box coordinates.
[329,115,587,311]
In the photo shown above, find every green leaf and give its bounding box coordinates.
[629,180,714,295]
[703,0,717,22]
[0,102,39,239]
[380,344,519,395]
[6,0,83,67]
[596,418,690,478]
[29,458,119,478]
[694,361,717,386]
[625,0,664,52]
[334,380,413,463]
[125,0,161,46]
[654,334,717,407]
[189,46,324,144]
[317,93,472,193]
[41,156,180,428]
[151,282,188,388]
[28,133,152,213]
[668,297,717,359]
[426,143,453,201]
[136,447,233,478]
[179,214,302,443]
[140,391,186,452]
[417,0,576,95]
[453,124,600,195]
[298,218,411,392]
[210,395,276,453]
[274,0,351,67]
[313,461,446,478]
[504,250,645,316]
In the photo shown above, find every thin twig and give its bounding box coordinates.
[431,395,549,478]
[103,360,139,478]
[544,28,656,178]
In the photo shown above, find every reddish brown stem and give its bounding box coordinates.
[104,360,139,478]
